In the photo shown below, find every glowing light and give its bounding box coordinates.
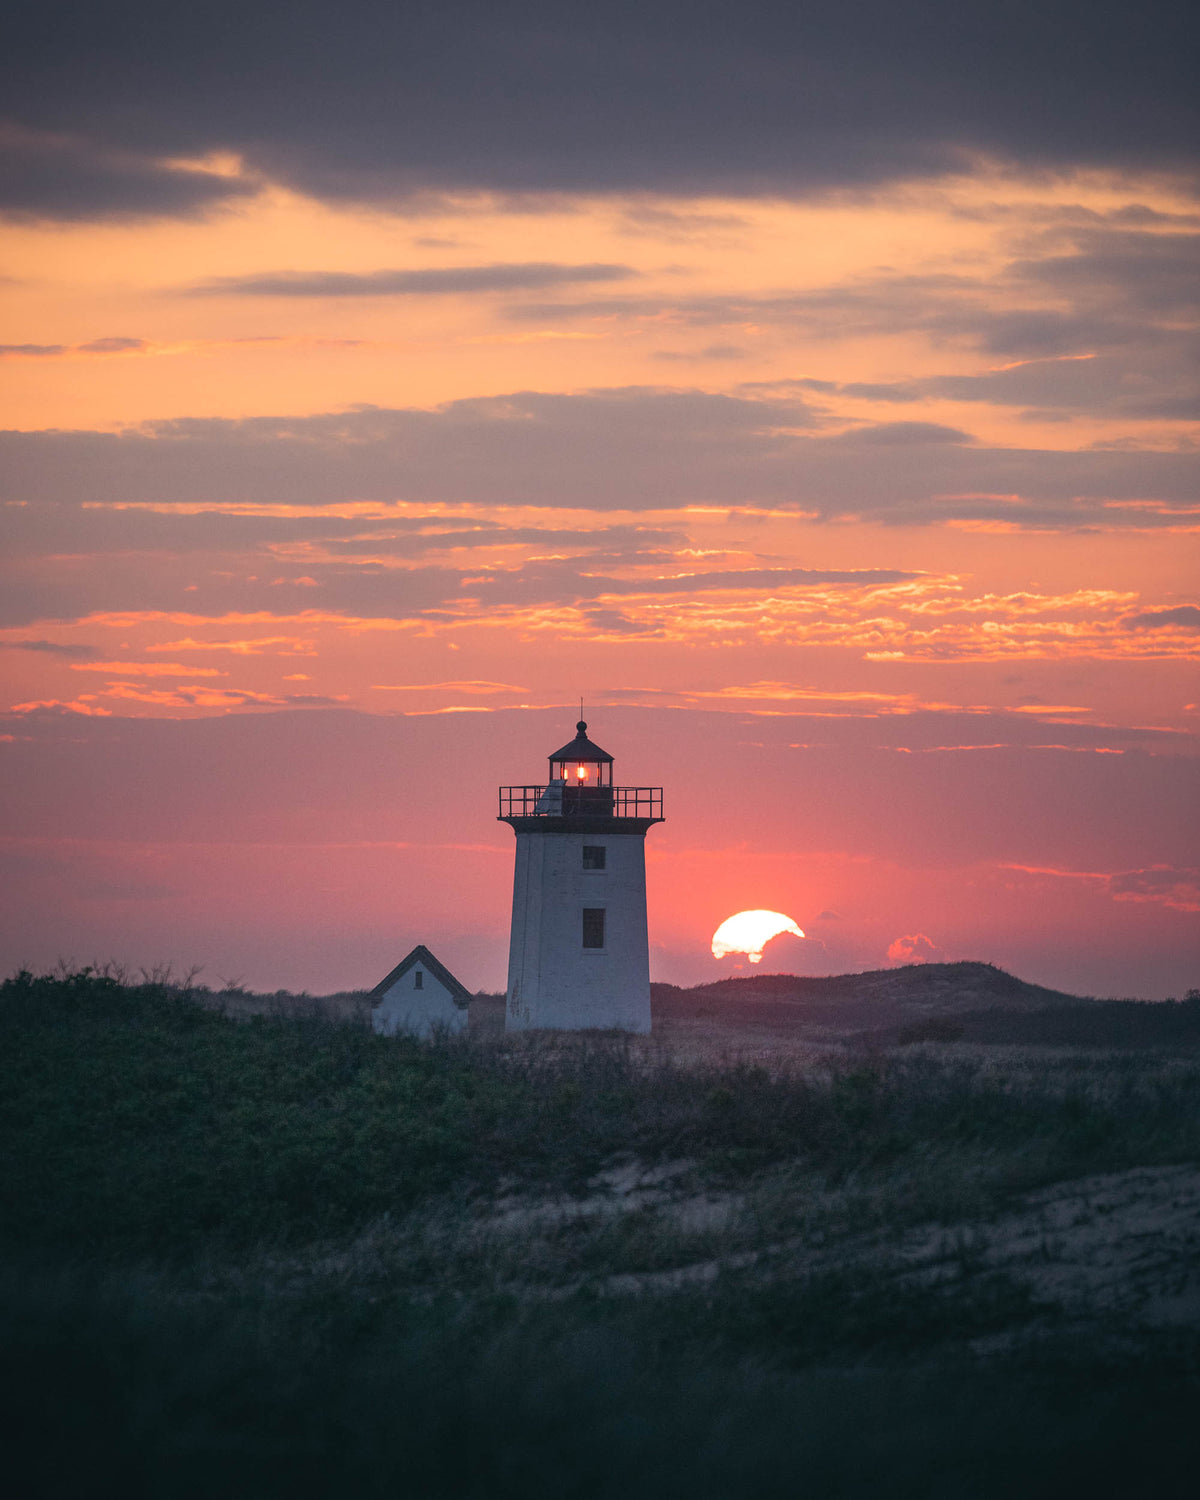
[576,766,588,779]
[711,910,805,965]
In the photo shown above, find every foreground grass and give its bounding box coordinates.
[6,969,1200,1259]
[6,1260,1199,1500]
[4,971,1200,1497]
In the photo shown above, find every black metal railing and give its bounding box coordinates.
[499,785,663,820]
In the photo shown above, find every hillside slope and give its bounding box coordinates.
[651,961,1088,1032]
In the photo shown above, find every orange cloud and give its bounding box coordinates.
[147,637,318,655]
[398,705,500,715]
[432,587,1200,661]
[10,698,113,716]
[690,683,915,705]
[371,680,527,694]
[101,683,293,708]
[70,661,227,677]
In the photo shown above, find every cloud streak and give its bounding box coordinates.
[0,336,149,359]
[0,638,99,658]
[190,263,638,297]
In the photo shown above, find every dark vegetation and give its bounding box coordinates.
[7,967,1200,1258]
[894,995,1200,1049]
[3,968,1199,1497]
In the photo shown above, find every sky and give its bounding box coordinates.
[1,0,1197,998]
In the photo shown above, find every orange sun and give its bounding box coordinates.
[711,910,805,965]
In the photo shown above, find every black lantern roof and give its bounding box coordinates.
[548,720,613,764]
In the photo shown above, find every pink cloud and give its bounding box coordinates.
[887,932,945,964]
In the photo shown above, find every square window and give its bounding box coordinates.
[582,845,606,870]
[414,970,423,990]
[582,908,606,949]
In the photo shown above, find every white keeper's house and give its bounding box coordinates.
[498,718,664,1033]
[369,945,471,1038]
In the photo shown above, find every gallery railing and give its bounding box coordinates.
[498,785,664,820]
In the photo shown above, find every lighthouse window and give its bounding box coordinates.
[414,971,423,990]
[582,845,606,870]
[582,908,606,949]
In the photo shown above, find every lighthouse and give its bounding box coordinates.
[499,720,664,1033]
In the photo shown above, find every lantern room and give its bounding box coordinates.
[548,721,614,788]
[498,717,662,825]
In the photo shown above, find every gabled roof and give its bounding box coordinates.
[369,944,473,1009]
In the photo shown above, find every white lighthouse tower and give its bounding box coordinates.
[499,719,664,1033]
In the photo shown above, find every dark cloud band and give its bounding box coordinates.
[1,388,1196,521]
[3,2,1196,221]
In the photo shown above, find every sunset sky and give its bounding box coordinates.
[2,1,1197,997]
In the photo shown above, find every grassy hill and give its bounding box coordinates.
[3,967,1199,1497]
[648,963,1200,1050]
[651,960,1088,1027]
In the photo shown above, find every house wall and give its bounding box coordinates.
[372,964,467,1038]
[506,830,651,1033]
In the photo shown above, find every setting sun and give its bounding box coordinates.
[711,910,806,966]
